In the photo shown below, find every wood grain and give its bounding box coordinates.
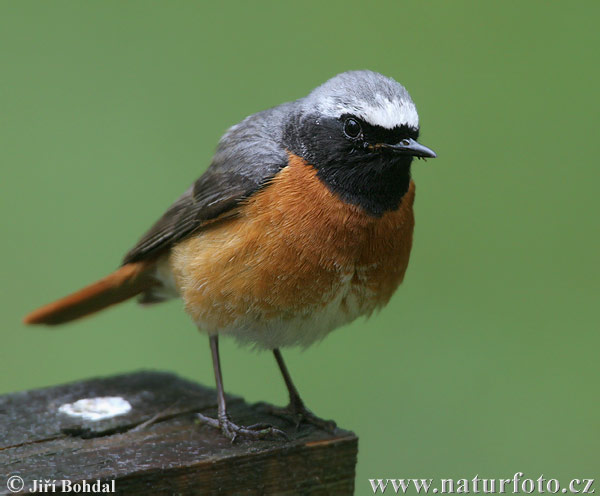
[0,371,357,495]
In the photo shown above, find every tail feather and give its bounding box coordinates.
[23,262,157,326]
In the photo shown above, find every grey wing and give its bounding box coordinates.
[122,105,292,265]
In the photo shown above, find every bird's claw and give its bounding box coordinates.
[260,402,337,433]
[197,412,289,442]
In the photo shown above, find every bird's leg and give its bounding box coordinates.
[269,348,337,432]
[197,335,288,442]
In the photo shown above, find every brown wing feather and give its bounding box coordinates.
[122,115,288,265]
[122,177,248,264]
[23,104,289,326]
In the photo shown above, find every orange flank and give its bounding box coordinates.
[23,154,415,334]
[169,153,415,331]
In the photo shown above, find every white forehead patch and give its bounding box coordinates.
[360,93,419,129]
[317,93,419,130]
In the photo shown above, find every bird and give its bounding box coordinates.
[23,70,436,441]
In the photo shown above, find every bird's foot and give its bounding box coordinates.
[262,400,337,433]
[196,412,289,443]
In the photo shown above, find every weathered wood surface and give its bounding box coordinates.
[0,371,357,495]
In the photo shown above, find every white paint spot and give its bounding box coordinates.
[58,396,132,421]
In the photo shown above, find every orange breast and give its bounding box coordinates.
[169,154,415,346]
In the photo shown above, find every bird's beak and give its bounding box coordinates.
[381,138,437,158]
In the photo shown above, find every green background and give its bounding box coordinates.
[1,1,598,492]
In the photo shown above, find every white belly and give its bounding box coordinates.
[211,272,374,349]
[152,259,375,349]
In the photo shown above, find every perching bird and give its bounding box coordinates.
[24,70,436,440]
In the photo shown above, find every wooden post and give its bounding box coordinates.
[0,371,357,495]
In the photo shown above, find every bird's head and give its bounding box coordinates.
[284,70,436,215]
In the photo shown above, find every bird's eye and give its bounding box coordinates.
[343,118,362,139]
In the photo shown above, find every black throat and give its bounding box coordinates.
[313,159,412,217]
[284,114,414,217]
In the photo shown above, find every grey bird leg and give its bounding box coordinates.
[197,335,288,442]
[271,349,337,432]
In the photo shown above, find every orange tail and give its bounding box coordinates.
[23,262,157,326]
